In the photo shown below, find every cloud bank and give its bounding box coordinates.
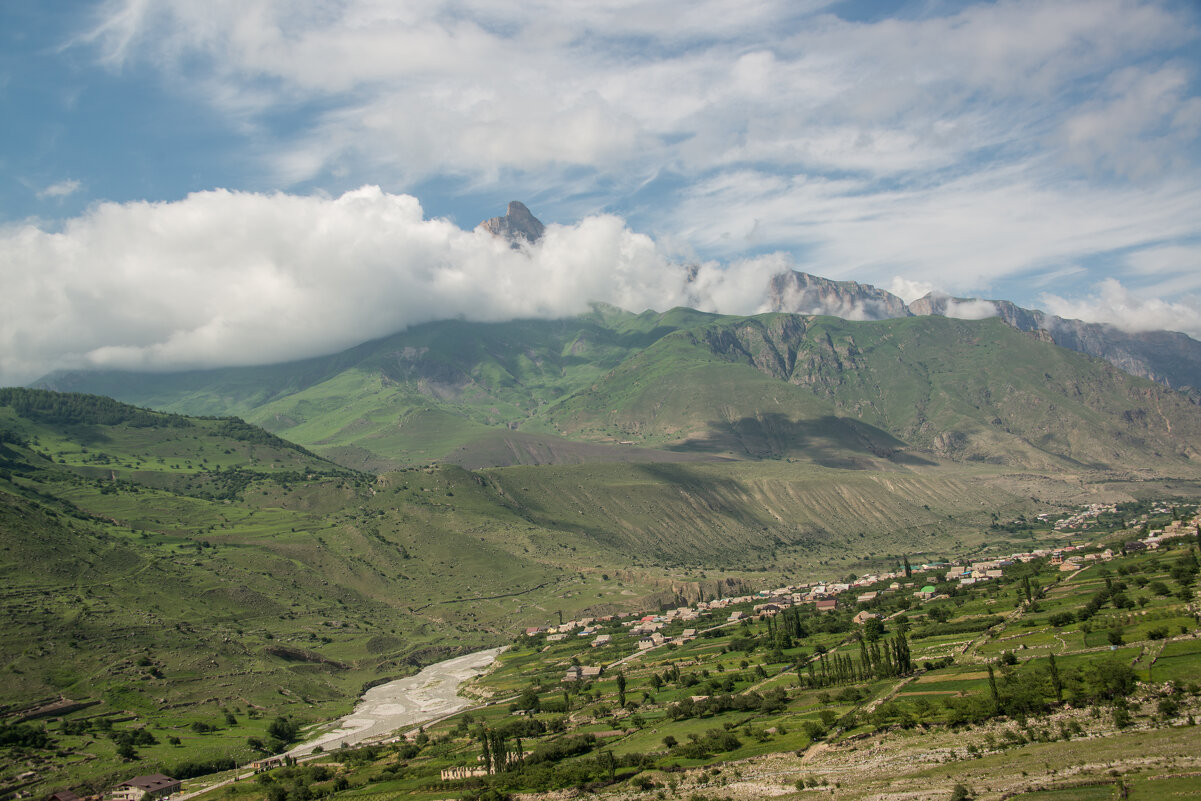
[0,187,789,385]
[3,186,1198,386]
[1040,279,1201,336]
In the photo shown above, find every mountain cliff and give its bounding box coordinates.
[763,269,1200,393]
[767,271,910,321]
[476,200,545,246]
[910,292,1201,393]
[32,309,1201,475]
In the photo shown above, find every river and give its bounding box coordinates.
[288,646,506,756]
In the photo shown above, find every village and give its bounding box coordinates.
[520,507,1201,674]
[30,503,1201,800]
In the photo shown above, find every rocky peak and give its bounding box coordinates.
[477,201,545,247]
[767,271,910,321]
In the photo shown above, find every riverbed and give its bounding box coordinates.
[288,646,506,756]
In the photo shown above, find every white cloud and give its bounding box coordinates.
[74,0,1195,191]
[942,299,999,321]
[0,186,787,385]
[887,277,935,303]
[1040,278,1201,339]
[37,179,81,200]
[3,187,1199,386]
[1060,65,1201,180]
[5,0,1191,381]
[661,164,1201,297]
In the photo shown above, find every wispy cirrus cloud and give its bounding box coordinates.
[36,179,81,199]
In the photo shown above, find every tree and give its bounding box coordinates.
[987,665,1000,713]
[1048,653,1063,705]
[863,618,885,642]
[903,555,913,578]
[267,716,299,743]
[616,671,627,708]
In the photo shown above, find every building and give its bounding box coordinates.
[109,775,180,801]
[815,599,837,613]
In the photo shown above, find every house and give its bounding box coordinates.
[562,665,603,682]
[546,633,567,642]
[728,611,745,622]
[915,585,937,600]
[680,628,697,641]
[50,792,80,801]
[591,634,612,648]
[109,775,180,801]
[250,758,283,772]
[856,591,878,604]
[852,610,880,625]
[815,599,837,613]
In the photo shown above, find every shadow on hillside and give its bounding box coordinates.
[667,412,935,469]
[490,461,773,562]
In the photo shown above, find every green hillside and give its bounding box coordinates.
[0,390,656,791]
[34,310,1201,476]
[543,314,1201,471]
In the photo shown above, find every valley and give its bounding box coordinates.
[4,300,1201,799]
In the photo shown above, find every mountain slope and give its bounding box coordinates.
[762,270,1201,393]
[909,292,1201,392]
[29,310,1201,475]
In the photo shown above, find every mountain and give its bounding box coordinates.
[31,310,1201,477]
[762,271,1201,394]
[476,200,545,246]
[766,271,910,321]
[1,386,1093,789]
[909,292,1201,393]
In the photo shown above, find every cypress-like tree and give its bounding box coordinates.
[479,728,492,774]
[1048,653,1063,704]
[987,665,1000,713]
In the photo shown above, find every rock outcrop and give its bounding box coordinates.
[766,272,911,321]
[910,292,1201,393]
[477,201,545,247]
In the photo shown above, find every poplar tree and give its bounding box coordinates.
[1048,653,1063,704]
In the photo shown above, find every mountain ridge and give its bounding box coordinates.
[32,309,1201,478]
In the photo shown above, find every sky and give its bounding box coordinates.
[1,0,1200,384]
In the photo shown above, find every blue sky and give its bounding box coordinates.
[1,0,1200,382]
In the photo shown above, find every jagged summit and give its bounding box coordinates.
[909,291,1201,392]
[477,201,545,247]
[765,271,1200,392]
[767,271,910,321]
